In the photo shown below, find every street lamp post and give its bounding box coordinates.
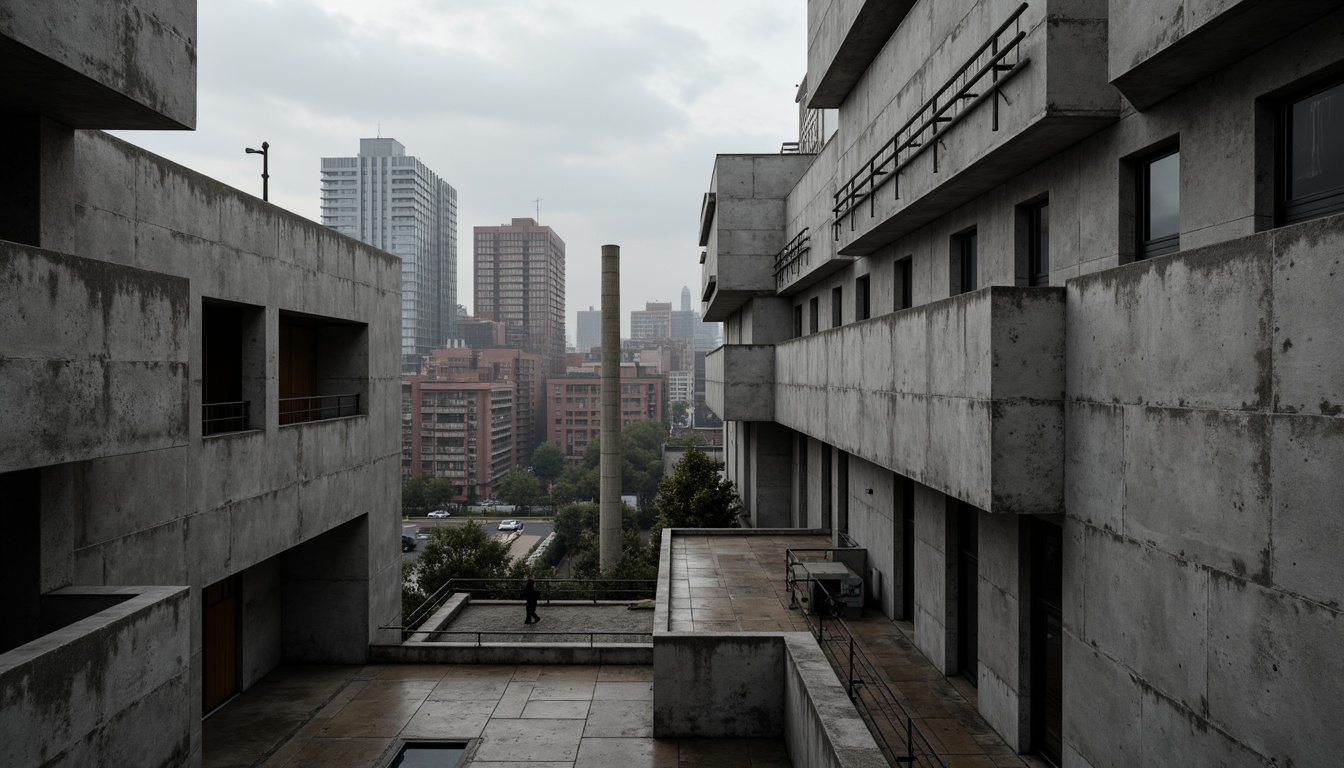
[245,142,269,201]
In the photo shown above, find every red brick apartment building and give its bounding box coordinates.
[421,347,544,461]
[402,378,514,498]
[548,364,666,462]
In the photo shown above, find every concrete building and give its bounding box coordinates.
[576,305,601,355]
[630,301,673,339]
[548,364,666,462]
[700,1,1344,766]
[321,138,457,373]
[401,377,515,498]
[474,218,566,376]
[0,2,402,765]
[417,346,545,466]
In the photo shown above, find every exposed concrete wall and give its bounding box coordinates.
[976,513,1028,750]
[653,634,785,738]
[282,516,372,664]
[842,456,896,618]
[749,421,794,529]
[0,587,191,768]
[781,634,889,768]
[0,0,196,129]
[805,0,917,109]
[240,556,281,690]
[705,345,776,422]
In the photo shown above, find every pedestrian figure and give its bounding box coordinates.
[523,574,541,624]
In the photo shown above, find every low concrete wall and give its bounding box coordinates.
[0,586,191,768]
[653,633,786,737]
[782,634,888,768]
[369,643,650,666]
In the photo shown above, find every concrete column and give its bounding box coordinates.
[599,245,621,573]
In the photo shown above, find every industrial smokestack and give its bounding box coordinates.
[599,244,622,573]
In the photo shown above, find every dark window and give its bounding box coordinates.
[831,286,843,328]
[856,275,871,320]
[895,258,913,310]
[957,501,979,686]
[1028,201,1050,286]
[956,231,978,294]
[1281,78,1344,224]
[794,304,803,337]
[1138,146,1180,259]
[899,474,914,622]
[809,297,819,333]
[1031,520,1064,767]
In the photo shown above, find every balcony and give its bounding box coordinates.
[774,286,1065,514]
[829,0,1118,257]
[699,154,816,321]
[1108,0,1342,110]
[806,0,919,108]
[705,345,776,423]
[279,394,360,425]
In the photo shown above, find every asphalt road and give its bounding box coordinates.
[401,516,555,563]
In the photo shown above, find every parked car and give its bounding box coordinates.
[427,509,452,518]
[480,499,501,507]
[497,519,523,532]
[416,531,430,540]
[401,535,416,553]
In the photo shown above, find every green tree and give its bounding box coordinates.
[498,467,541,509]
[549,479,577,507]
[651,446,741,557]
[531,442,564,485]
[670,400,689,427]
[402,475,458,517]
[403,521,512,618]
[579,420,670,517]
[558,464,598,502]
[552,502,657,581]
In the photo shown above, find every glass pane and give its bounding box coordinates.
[1146,151,1180,240]
[1291,81,1344,200]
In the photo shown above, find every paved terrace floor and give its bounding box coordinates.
[203,663,791,767]
[668,533,1046,768]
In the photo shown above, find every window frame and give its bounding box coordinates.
[1137,145,1181,260]
[855,275,871,321]
[1027,200,1050,286]
[895,258,913,310]
[956,230,978,295]
[809,297,819,334]
[831,286,843,328]
[793,304,804,338]
[1279,76,1344,226]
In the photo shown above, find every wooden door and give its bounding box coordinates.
[202,576,239,713]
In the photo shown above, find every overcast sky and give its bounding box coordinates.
[112,0,805,340]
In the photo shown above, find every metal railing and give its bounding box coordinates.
[399,577,657,639]
[400,629,651,646]
[202,400,250,436]
[773,227,812,278]
[832,2,1031,236]
[787,550,945,768]
[279,393,360,425]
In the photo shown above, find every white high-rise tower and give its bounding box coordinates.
[321,138,458,372]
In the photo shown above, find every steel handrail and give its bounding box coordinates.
[832,3,1030,232]
[278,393,360,424]
[772,227,812,277]
[399,577,658,635]
[397,629,653,647]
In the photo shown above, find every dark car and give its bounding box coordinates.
[401,534,416,553]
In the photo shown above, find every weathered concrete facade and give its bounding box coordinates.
[701,1,1344,765]
[0,2,401,766]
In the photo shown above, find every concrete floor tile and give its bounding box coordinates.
[593,681,653,701]
[597,665,653,682]
[574,737,678,767]
[371,664,450,682]
[491,681,535,718]
[529,680,596,701]
[474,718,585,762]
[582,700,653,738]
[277,736,392,768]
[402,699,497,739]
[317,698,419,738]
[428,675,511,701]
[521,699,591,719]
[352,679,436,702]
[537,665,600,682]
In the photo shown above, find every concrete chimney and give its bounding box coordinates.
[599,244,622,573]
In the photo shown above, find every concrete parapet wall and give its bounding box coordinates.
[782,634,888,768]
[776,285,1065,513]
[0,243,190,472]
[369,643,652,666]
[705,344,776,422]
[0,586,191,768]
[654,633,786,737]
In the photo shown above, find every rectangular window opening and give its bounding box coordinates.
[1028,201,1050,286]
[954,231,978,295]
[856,275,871,320]
[203,300,265,436]
[1138,145,1180,259]
[809,297,819,334]
[895,258,913,310]
[1280,78,1344,225]
[279,311,369,425]
[831,286,843,328]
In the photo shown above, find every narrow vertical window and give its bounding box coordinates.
[1028,201,1050,286]
[856,275,871,321]
[809,297,819,334]
[956,230,978,294]
[1281,79,1344,224]
[895,258,913,310]
[831,286,843,328]
[793,304,803,338]
[1138,146,1180,259]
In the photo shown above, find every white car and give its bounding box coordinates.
[497,519,523,532]
[427,509,452,518]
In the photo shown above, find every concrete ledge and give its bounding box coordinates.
[0,586,192,768]
[369,643,651,665]
[407,593,470,643]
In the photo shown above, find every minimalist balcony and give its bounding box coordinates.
[705,345,776,422]
[699,154,815,321]
[829,0,1118,257]
[774,286,1065,514]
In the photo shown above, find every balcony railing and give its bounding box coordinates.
[773,228,811,278]
[832,2,1030,236]
[202,401,250,436]
[279,393,360,425]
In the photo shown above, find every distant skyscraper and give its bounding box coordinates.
[631,302,673,339]
[474,218,566,376]
[680,285,692,312]
[577,306,601,355]
[321,138,458,372]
